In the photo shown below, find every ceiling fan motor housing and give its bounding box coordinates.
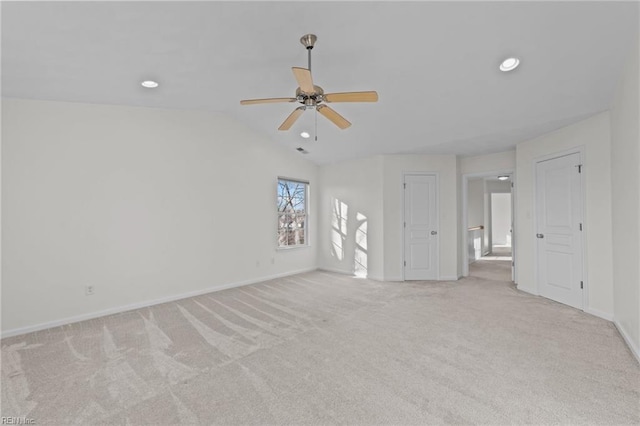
[296,86,324,106]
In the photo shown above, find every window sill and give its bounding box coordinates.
[276,245,311,251]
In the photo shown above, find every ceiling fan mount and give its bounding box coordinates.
[240,34,378,131]
[299,33,317,50]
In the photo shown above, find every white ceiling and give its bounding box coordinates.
[2,1,638,164]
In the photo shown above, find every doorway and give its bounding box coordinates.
[462,171,515,280]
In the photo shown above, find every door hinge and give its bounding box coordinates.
[403,183,406,189]
[580,281,584,289]
[404,261,406,267]
[579,223,583,231]
[404,222,406,228]
[576,164,582,173]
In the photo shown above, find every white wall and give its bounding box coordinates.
[485,179,511,194]
[610,36,640,358]
[516,112,614,319]
[467,179,484,228]
[317,153,459,281]
[485,180,512,251]
[467,179,485,262]
[383,155,458,280]
[491,193,511,246]
[483,181,491,254]
[459,151,516,175]
[1,99,318,335]
[317,156,384,280]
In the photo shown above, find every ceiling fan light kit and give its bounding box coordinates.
[240,34,378,132]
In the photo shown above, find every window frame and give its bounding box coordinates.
[277,177,310,249]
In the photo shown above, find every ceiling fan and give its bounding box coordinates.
[240,34,378,131]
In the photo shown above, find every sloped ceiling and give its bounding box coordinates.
[2,1,638,164]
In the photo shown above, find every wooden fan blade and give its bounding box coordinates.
[292,67,315,94]
[317,105,351,129]
[240,98,297,105]
[278,107,305,131]
[324,91,378,103]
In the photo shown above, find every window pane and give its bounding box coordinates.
[278,214,293,230]
[277,179,307,247]
[278,180,306,213]
[278,229,288,246]
[296,229,305,245]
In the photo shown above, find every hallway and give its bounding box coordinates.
[469,251,513,282]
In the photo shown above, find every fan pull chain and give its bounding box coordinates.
[315,107,318,141]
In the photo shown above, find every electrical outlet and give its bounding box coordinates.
[85,285,95,296]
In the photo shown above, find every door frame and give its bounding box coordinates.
[461,169,516,278]
[402,172,440,281]
[533,146,588,310]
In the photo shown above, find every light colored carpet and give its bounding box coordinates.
[482,246,512,261]
[2,264,638,425]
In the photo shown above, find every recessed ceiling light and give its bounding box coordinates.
[300,131,310,139]
[499,57,520,72]
[141,80,159,88]
[498,175,510,181]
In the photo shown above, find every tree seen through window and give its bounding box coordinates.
[277,179,308,247]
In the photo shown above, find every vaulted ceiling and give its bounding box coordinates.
[2,1,638,164]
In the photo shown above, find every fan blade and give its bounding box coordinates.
[324,91,378,103]
[317,105,351,129]
[278,107,305,131]
[292,67,315,93]
[240,97,297,105]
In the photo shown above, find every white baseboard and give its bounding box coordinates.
[584,307,614,322]
[614,320,640,364]
[318,266,354,276]
[367,274,385,282]
[516,289,615,322]
[318,267,384,282]
[368,275,460,282]
[1,267,317,339]
[517,285,538,296]
[439,275,460,281]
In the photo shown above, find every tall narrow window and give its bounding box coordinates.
[277,178,308,247]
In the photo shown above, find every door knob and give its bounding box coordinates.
[431,231,438,235]
[536,233,544,238]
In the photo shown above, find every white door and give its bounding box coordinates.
[535,152,584,309]
[404,174,438,280]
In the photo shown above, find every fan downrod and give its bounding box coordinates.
[300,34,317,71]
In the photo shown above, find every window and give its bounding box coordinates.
[277,178,308,247]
